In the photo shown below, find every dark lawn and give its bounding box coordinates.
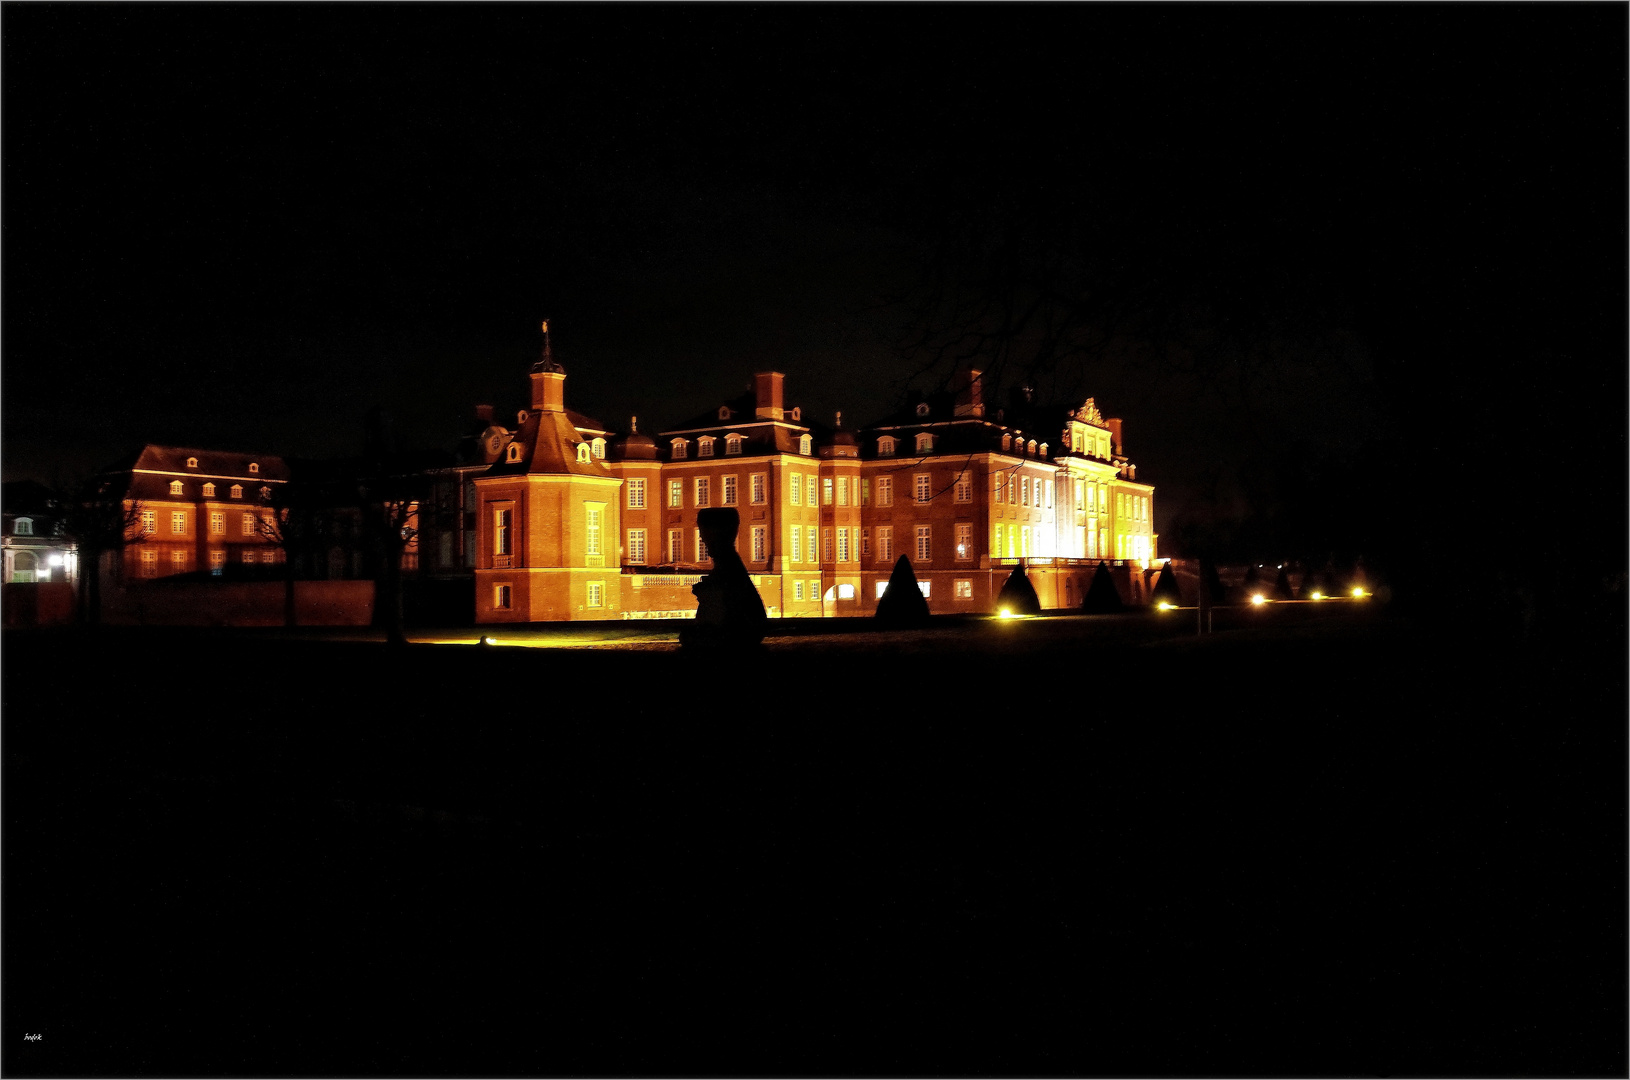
[4,610,1624,1077]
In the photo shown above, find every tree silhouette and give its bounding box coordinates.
[57,473,145,626]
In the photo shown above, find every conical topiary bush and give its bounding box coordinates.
[875,553,932,627]
[1151,561,1184,606]
[995,563,1042,616]
[1082,561,1124,613]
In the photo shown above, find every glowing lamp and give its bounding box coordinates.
[481,636,498,646]
[1157,601,1175,611]
[999,608,1014,619]
[48,554,63,566]
[1250,594,1266,606]
[1311,591,1324,600]
[1351,587,1366,599]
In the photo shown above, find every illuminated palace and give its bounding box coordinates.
[464,325,1155,623]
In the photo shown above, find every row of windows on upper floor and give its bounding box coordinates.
[162,481,273,500]
[140,510,277,536]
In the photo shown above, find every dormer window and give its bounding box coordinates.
[725,434,742,456]
[230,485,243,499]
[202,483,216,498]
[1040,442,1048,458]
[248,463,259,474]
[671,439,687,460]
[591,438,606,460]
[698,437,715,458]
[915,402,931,418]
[1002,434,1012,452]
[169,480,184,496]
[186,457,199,469]
[14,518,32,536]
[576,443,591,463]
[790,407,801,422]
[506,443,523,464]
[877,436,896,457]
[260,487,271,499]
[799,434,812,456]
[1028,440,1038,456]
[915,432,934,454]
[718,406,732,421]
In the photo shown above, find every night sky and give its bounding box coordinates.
[5,5,1626,578]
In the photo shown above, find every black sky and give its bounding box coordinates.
[5,4,1625,572]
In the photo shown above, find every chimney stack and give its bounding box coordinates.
[953,368,985,417]
[1108,418,1124,457]
[754,372,786,420]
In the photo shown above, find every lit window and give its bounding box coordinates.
[795,580,805,601]
[878,526,893,563]
[507,443,523,463]
[13,518,31,536]
[861,478,871,505]
[822,528,833,563]
[723,476,738,506]
[994,523,1004,554]
[577,443,590,463]
[955,579,972,600]
[1028,440,1037,456]
[172,511,188,534]
[750,474,766,505]
[1022,477,1031,507]
[1021,527,1030,557]
[915,474,932,503]
[725,434,742,456]
[1040,442,1048,458]
[669,480,682,508]
[791,527,802,563]
[1002,434,1012,452]
[210,512,224,535]
[806,476,817,507]
[916,432,934,454]
[249,463,259,474]
[141,510,156,534]
[671,439,687,460]
[494,508,511,555]
[876,580,889,600]
[699,437,715,458]
[627,478,646,509]
[585,505,602,557]
[790,473,802,505]
[806,527,817,565]
[628,529,647,565]
[917,581,931,599]
[837,477,849,506]
[956,523,972,561]
[169,480,184,496]
[751,526,766,562]
[696,529,709,562]
[915,525,931,561]
[837,527,850,563]
[878,436,895,456]
[955,474,971,502]
[591,438,605,460]
[210,550,225,576]
[799,435,812,456]
[587,581,604,608]
[202,483,215,498]
[171,550,186,570]
[231,485,243,499]
[668,529,682,563]
[877,477,893,507]
[495,584,512,610]
[837,584,855,600]
[187,457,198,469]
[141,549,157,577]
[695,477,710,507]
[822,478,833,505]
[1009,475,1018,505]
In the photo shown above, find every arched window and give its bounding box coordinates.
[169,480,184,496]
[186,457,199,469]
[671,439,687,460]
[577,443,591,463]
[591,438,606,460]
[12,550,37,582]
[799,435,812,456]
[725,434,742,456]
[249,463,259,474]
[230,485,243,499]
[915,432,933,454]
[718,406,732,421]
[877,436,895,456]
[698,437,715,458]
[915,402,930,418]
[202,483,216,498]
[13,518,33,536]
[506,443,523,463]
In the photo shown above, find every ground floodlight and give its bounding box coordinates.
[1250,594,1266,605]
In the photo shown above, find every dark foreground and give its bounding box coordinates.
[4,608,1625,1077]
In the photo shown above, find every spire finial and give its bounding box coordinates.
[836,410,843,428]
[531,316,564,375]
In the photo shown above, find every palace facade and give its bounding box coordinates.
[472,326,1156,623]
